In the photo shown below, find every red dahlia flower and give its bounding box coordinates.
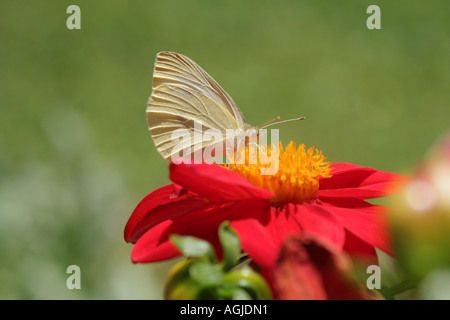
[124,141,406,269]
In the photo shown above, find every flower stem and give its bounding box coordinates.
[380,280,418,300]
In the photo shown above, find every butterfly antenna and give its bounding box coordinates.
[260,116,281,128]
[260,116,305,129]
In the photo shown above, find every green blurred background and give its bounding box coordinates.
[0,0,449,299]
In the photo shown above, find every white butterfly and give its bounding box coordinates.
[147,51,303,163]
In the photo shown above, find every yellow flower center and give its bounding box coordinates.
[222,141,332,205]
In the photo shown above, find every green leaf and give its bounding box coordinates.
[190,261,224,287]
[170,234,216,262]
[218,221,241,271]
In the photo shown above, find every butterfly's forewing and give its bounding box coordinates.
[147,52,251,160]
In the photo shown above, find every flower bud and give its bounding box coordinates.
[222,267,273,300]
[164,221,273,299]
[164,258,215,300]
[391,133,450,281]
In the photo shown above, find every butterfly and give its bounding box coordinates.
[146,51,303,162]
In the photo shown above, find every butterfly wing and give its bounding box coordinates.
[147,51,249,160]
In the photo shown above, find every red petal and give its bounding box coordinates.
[131,204,225,263]
[261,206,304,248]
[231,204,346,269]
[169,162,274,201]
[126,198,209,244]
[343,230,378,265]
[230,218,278,269]
[131,199,269,263]
[318,162,408,199]
[292,204,345,251]
[124,185,173,242]
[232,203,345,268]
[319,198,392,255]
[124,184,207,243]
[131,220,180,263]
